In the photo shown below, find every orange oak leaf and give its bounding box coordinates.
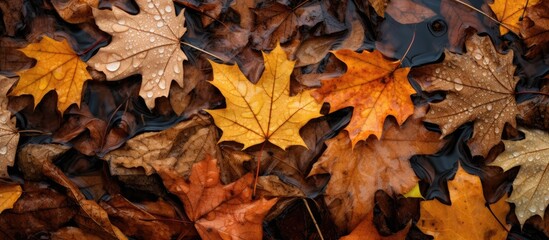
[88,0,187,109]
[311,49,415,147]
[156,155,277,239]
[490,0,539,35]
[417,166,510,239]
[411,34,519,157]
[308,107,444,231]
[206,44,322,150]
[10,36,91,112]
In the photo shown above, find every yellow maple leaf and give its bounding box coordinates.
[206,44,322,150]
[0,184,22,214]
[11,36,91,112]
[490,0,540,35]
[311,49,415,147]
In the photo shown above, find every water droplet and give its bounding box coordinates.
[0,146,6,155]
[147,91,153,98]
[132,61,140,68]
[474,53,482,60]
[528,156,534,162]
[106,61,121,72]
[173,64,180,73]
[435,68,440,74]
[158,69,164,76]
[494,127,500,134]
[112,24,129,32]
[159,80,166,89]
[512,152,520,157]
[158,47,165,53]
[483,58,489,65]
[149,36,155,42]
[154,15,161,20]
[0,115,7,123]
[529,205,537,213]
[165,5,172,12]
[53,67,65,80]
[454,78,463,91]
[157,21,164,27]
[117,19,125,25]
[38,79,48,90]
[149,28,155,33]
[148,3,154,8]
[486,104,493,111]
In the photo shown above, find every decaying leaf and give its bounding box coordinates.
[156,155,277,239]
[105,115,220,176]
[369,0,389,17]
[0,184,22,213]
[42,161,127,240]
[10,36,91,112]
[51,227,103,240]
[386,0,436,24]
[308,107,444,230]
[311,49,415,147]
[490,0,539,35]
[520,0,549,57]
[51,0,99,23]
[0,76,18,178]
[490,128,549,225]
[418,166,510,239]
[88,0,187,109]
[206,44,322,150]
[16,144,70,181]
[412,34,518,156]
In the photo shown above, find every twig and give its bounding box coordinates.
[303,198,325,240]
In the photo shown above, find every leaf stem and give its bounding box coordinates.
[253,141,268,197]
[180,41,228,62]
[399,24,416,64]
[18,129,51,135]
[514,91,549,97]
[303,198,325,240]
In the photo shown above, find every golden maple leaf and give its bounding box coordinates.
[417,166,510,239]
[10,36,91,112]
[311,49,415,147]
[206,44,322,150]
[87,0,187,109]
[490,0,540,35]
[0,183,21,214]
[490,128,549,226]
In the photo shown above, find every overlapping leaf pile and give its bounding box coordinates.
[0,0,549,239]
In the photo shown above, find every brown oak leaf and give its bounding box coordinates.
[521,0,549,58]
[411,34,519,157]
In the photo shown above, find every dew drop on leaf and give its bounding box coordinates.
[454,78,463,91]
[0,146,7,155]
[106,61,121,72]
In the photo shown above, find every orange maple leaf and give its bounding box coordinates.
[156,155,277,239]
[11,36,91,112]
[311,49,415,147]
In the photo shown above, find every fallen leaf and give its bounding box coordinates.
[517,84,549,131]
[308,107,444,230]
[42,161,127,240]
[0,184,21,213]
[51,0,99,23]
[490,0,539,35]
[0,183,76,238]
[100,194,182,240]
[206,44,322,150]
[0,37,34,73]
[440,0,498,52]
[520,0,549,58]
[10,36,91,112]
[386,0,436,24]
[156,155,277,239]
[51,227,103,240]
[105,115,220,176]
[311,49,415,147]
[16,144,70,181]
[489,128,549,225]
[88,0,187,109]
[0,0,23,36]
[0,76,19,178]
[417,166,510,239]
[411,34,519,157]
